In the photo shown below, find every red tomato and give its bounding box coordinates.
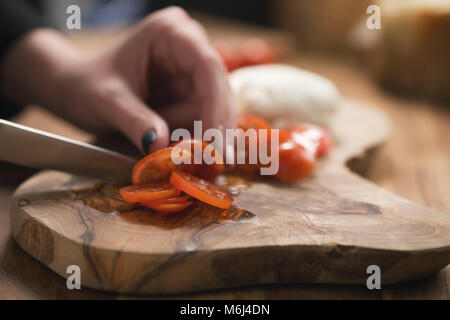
[144,201,193,213]
[275,138,316,182]
[131,147,193,185]
[288,124,333,158]
[235,128,288,174]
[140,196,190,206]
[238,115,272,131]
[119,184,181,203]
[240,38,278,67]
[214,41,243,72]
[172,139,224,180]
[169,171,233,209]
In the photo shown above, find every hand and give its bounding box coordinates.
[0,7,236,153]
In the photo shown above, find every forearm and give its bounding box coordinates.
[0,28,114,133]
[0,28,82,111]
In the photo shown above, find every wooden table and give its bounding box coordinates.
[1,16,449,300]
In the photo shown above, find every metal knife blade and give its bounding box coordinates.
[0,119,137,183]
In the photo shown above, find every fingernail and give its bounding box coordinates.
[141,130,157,154]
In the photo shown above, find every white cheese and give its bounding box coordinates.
[229,64,340,127]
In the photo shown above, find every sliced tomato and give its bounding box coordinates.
[169,171,233,209]
[131,147,193,185]
[173,139,224,180]
[145,201,194,213]
[119,183,181,203]
[288,124,333,158]
[140,196,190,206]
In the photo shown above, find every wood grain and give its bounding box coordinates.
[9,101,450,294]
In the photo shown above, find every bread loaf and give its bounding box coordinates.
[369,0,450,102]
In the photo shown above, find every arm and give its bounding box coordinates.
[0,6,236,153]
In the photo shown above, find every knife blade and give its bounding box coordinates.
[0,119,137,183]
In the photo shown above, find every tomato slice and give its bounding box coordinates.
[119,184,181,203]
[173,139,224,180]
[169,171,233,209]
[144,201,194,213]
[140,196,190,206]
[288,124,333,158]
[131,147,192,185]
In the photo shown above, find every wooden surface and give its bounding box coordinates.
[8,99,450,295]
[1,16,450,299]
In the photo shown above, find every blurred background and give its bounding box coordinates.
[27,0,450,103]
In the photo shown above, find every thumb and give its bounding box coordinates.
[106,88,170,154]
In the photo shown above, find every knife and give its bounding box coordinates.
[0,119,137,183]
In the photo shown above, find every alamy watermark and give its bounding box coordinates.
[66,5,81,30]
[366,5,381,30]
[170,121,280,176]
[366,265,381,290]
[66,265,81,290]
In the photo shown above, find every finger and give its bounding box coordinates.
[150,14,237,132]
[157,98,199,131]
[105,85,170,154]
[170,24,237,161]
[195,56,236,131]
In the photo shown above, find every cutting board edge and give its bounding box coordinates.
[10,211,450,295]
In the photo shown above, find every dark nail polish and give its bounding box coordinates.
[141,130,157,154]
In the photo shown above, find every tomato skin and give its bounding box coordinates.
[140,196,190,206]
[287,124,333,158]
[144,201,193,213]
[235,128,288,174]
[235,117,272,173]
[119,184,181,203]
[131,147,192,185]
[214,42,243,72]
[238,115,272,131]
[173,139,224,180]
[240,38,278,67]
[169,171,233,209]
[276,140,316,182]
[215,38,278,72]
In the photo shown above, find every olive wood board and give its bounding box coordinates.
[10,100,450,294]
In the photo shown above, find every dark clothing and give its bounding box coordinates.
[0,0,44,119]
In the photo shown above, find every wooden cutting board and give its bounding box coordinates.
[10,100,450,294]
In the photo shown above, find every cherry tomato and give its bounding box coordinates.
[235,128,288,174]
[238,115,272,131]
[214,41,243,72]
[119,184,181,203]
[145,201,194,213]
[288,124,333,158]
[131,147,192,185]
[173,139,224,180]
[169,171,233,209]
[240,38,278,67]
[275,137,316,182]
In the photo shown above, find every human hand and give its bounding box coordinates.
[1,7,236,154]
